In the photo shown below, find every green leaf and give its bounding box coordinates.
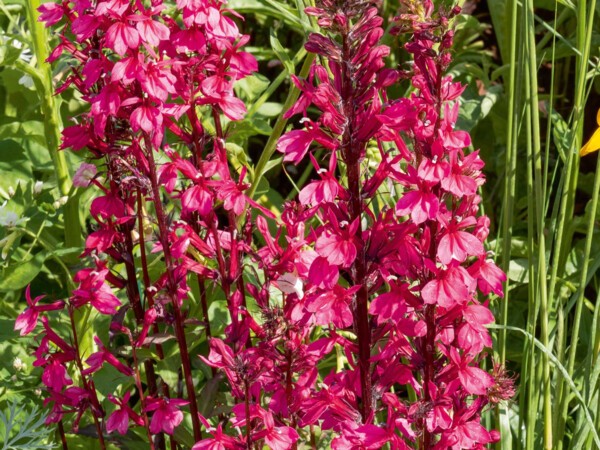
[228,118,272,141]
[261,156,283,176]
[488,324,600,449]
[550,108,573,163]
[0,139,33,194]
[207,300,230,336]
[270,29,295,74]
[457,85,502,131]
[225,142,250,170]
[257,102,283,117]
[234,73,270,103]
[0,319,19,340]
[0,251,46,291]
[507,258,529,284]
[197,374,224,417]
[156,352,182,389]
[172,415,195,449]
[0,37,24,66]
[227,0,304,32]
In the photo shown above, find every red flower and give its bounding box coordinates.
[105,21,140,56]
[421,266,475,309]
[82,336,133,376]
[14,285,64,336]
[71,266,121,315]
[145,397,188,435]
[106,392,144,435]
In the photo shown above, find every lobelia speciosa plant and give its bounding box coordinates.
[18,0,270,447]
[270,0,514,448]
[13,0,515,447]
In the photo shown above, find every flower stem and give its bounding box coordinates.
[339,26,372,422]
[25,0,82,253]
[68,307,106,450]
[145,140,202,442]
[130,339,156,450]
[121,215,164,450]
[57,420,68,450]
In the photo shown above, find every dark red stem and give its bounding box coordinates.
[340,25,372,423]
[67,308,106,449]
[145,139,202,442]
[57,420,68,450]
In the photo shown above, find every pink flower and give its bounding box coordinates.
[42,358,72,391]
[299,153,344,206]
[14,285,65,336]
[72,162,97,187]
[90,194,126,219]
[82,336,133,376]
[449,348,495,395]
[71,266,121,315]
[136,17,170,47]
[105,21,140,56]
[305,286,358,328]
[421,266,475,309]
[181,184,213,218]
[145,397,188,435]
[61,125,90,151]
[457,304,494,354]
[369,283,416,324]
[38,2,64,27]
[395,188,439,225]
[192,415,242,449]
[106,392,144,435]
[468,257,506,297]
[437,225,484,265]
[314,217,360,268]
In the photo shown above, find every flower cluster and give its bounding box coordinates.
[25,0,261,446]
[16,0,512,448]
[271,0,510,447]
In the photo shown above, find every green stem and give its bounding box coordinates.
[524,0,552,446]
[499,0,519,366]
[554,0,597,446]
[246,47,308,119]
[247,52,316,200]
[24,0,81,252]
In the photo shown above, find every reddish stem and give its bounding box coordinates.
[57,420,68,450]
[339,25,372,422]
[67,307,106,449]
[129,338,156,450]
[145,139,203,442]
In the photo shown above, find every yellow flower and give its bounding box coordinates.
[580,109,600,157]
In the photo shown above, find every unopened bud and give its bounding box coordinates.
[33,181,44,194]
[13,357,26,372]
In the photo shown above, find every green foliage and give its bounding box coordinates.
[0,402,54,450]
